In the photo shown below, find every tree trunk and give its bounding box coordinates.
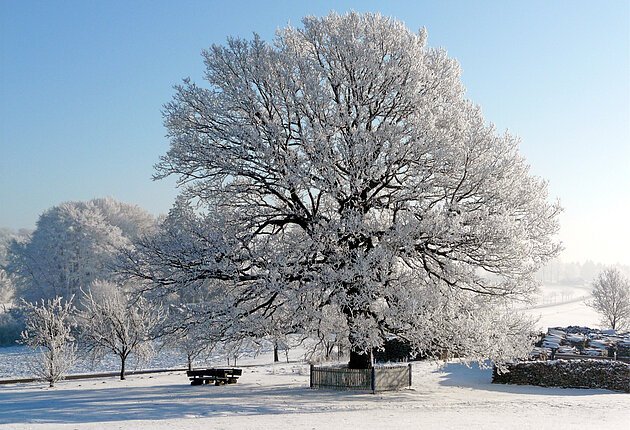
[273,343,279,363]
[343,305,374,368]
[120,355,126,380]
[49,357,55,387]
[187,355,193,371]
[348,349,373,369]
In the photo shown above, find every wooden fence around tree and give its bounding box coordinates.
[310,364,412,393]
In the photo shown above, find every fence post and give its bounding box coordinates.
[370,367,376,394]
[408,363,412,387]
[310,364,314,389]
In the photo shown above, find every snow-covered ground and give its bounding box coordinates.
[524,283,601,331]
[1,284,624,429]
[0,358,627,429]
[530,298,601,331]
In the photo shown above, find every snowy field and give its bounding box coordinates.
[1,283,600,379]
[0,344,194,379]
[0,359,627,430]
[524,283,601,330]
[1,284,625,429]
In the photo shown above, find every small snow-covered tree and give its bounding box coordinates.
[222,336,260,366]
[168,326,216,371]
[126,12,560,368]
[298,304,350,363]
[588,268,630,331]
[161,304,219,371]
[20,297,77,387]
[79,281,163,380]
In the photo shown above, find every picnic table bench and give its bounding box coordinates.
[187,368,243,386]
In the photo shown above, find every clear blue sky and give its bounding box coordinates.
[1,0,628,264]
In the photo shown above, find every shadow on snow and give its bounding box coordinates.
[0,374,414,425]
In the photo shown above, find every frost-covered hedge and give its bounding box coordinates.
[492,359,630,393]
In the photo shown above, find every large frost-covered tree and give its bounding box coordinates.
[128,13,560,368]
[7,198,155,303]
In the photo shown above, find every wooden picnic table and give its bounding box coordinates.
[187,368,243,385]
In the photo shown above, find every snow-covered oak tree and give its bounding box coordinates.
[588,268,630,331]
[128,12,560,368]
[20,297,77,387]
[79,280,163,380]
[7,198,155,303]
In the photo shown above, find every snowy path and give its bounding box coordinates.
[0,361,627,429]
